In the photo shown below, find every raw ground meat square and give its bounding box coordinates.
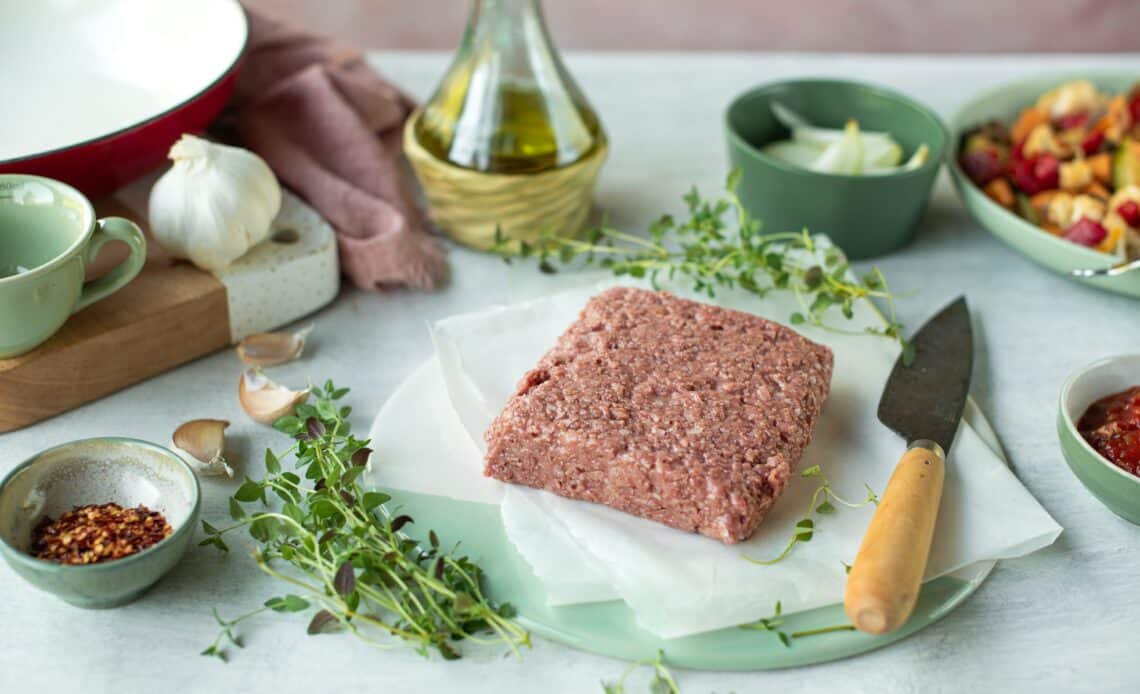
[483,287,834,544]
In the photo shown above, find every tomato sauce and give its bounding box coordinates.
[1078,386,1140,477]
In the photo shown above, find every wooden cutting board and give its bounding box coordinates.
[0,178,339,433]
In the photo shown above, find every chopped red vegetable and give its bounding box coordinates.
[959,148,1005,186]
[1081,129,1106,155]
[1118,200,1140,227]
[1012,154,1060,195]
[1056,111,1089,130]
[1063,217,1108,247]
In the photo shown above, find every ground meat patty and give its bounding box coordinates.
[483,287,834,544]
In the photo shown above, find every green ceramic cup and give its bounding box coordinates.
[724,79,948,260]
[0,174,146,358]
[0,438,201,608]
[1058,354,1140,525]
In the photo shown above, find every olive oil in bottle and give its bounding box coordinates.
[413,0,603,175]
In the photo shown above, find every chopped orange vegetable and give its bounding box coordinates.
[1041,222,1064,237]
[1083,180,1112,201]
[1088,152,1113,183]
[1011,106,1049,145]
[984,178,1016,208]
[1098,225,1124,254]
[1030,190,1061,218]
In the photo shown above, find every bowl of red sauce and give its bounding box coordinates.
[1059,354,1140,524]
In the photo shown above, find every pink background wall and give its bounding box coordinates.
[254,0,1140,52]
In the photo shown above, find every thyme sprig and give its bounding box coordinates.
[492,170,914,364]
[739,601,857,648]
[744,465,878,566]
[602,650,681,694]
[199,381,529,662]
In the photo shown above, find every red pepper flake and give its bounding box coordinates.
[30,503,172,565]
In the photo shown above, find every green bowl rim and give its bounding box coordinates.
[723,77,950,182]
[0,436,203,572]
[0,174,97,287]
[945,70,1140,266]
[1058,353,1140,487]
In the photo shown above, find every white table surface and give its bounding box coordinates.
[4,52,1139,693]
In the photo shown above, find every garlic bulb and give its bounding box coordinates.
[148,134,281,271]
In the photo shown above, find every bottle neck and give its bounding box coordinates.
[465,0,551,59]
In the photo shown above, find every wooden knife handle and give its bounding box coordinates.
[844,441,946,635]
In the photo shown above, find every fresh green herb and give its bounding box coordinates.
[739,602,856,647]
[200,381,530,662]
[744,465,878,565]
[492,170,913,364]
[602,650,681,694]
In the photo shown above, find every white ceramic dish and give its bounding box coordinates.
[0,0,248,196]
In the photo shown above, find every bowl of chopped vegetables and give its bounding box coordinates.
[950,74,1140,297]
[725,78,948,260]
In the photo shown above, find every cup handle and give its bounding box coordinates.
[73,217,147,314]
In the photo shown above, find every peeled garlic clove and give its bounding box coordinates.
[172,419,233,477]
[239,368,309,424]
[236,324,313,367]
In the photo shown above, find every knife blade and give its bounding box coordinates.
[844,296,973,635]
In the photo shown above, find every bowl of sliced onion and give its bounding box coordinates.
[725,78,948,260]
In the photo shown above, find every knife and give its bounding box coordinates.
[844,297,973,635]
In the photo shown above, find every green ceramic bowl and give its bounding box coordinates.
[948,72,1140,298]
[1058,354,1140,524]
[724,78,948,260]
[0,438,201,608]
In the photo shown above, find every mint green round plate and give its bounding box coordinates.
[379,394,1000,670]
[948,71,1140,298]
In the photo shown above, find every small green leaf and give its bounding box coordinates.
[273,416,303,435]
[726,167,742,192]
[816,500,835,515]
[790,312,806,325]
[778,631,791,648]
[800,465,822,478]
[316,399,337,421]
[234,480,262,503]
[228,497,245,521]
[265,595,309,612]
[362,491,390,511]
[202,520,220,535]
[311,498,339,520]
[264,450,281,475]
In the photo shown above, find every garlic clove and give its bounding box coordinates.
[172,419,233,477]
[239,368,310,424]
[236,324,314,367]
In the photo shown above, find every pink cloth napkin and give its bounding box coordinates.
[232,2,446,290]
